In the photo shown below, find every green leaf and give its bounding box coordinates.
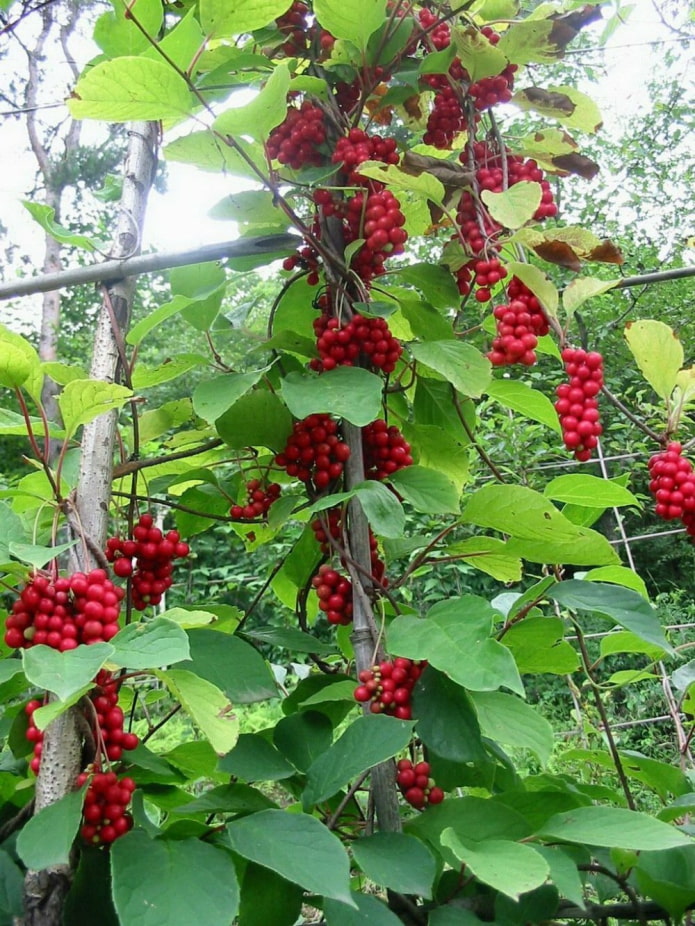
[624,319,683,401]
[192,369,268,423]
[62,846,118,926]
[174,783,277,815]
[352,833,437,899]
[563,276,620,313]
[300,680,357,707]
[463,484,620,566]
[243,627,336,656]
[32,687,93,731]
[58,380,132,437]
[544,474,639,508]
[219,733,296,781]
[126,296,193,346]
[486,379,561,432]
[0,343,34,389]
[22,201,101,251]
[216,389,293,451]
[410,341,491,397]
[355,162,445,206]
[8,539,77,569]
[158,669,239,755]
[0,325,42,401]
[200,0,292,35]
[303,714,414,806]
[226,809,354,904]
[470,691,554,765]
[238,863,304,926]
[636,847,695,917]
[111,832,239,926]
[481,183,542,229]
[443,537,523,583]
[397,264,460,310]
[354,480,406,538]
[132,354,206,389]
[314,0,387,50]
[413,667,486,764]
[584,566,648,599]
[538,806,690,850]
[387,596,524,695]
[324,893,402,925]
[497,19,566,64]
[441,831,549,900]
[389,466,460,513]
[452,25,510,80]
[406,795,530,853]
[182,629,278,703]
[599,630,664,660]
[280,368,384,426]
[109,618,190,670]
[22,643,113,701]
[16,787,85,869]
[533,846,585,907]
[547,580,674,655]
[213,62,291,142]
[68,57,193,121]
[95,0,163,57]
[503,617,579,675]
[209,191,290,229]
[505,261,559,316]
[273,711,334,773]
[0,850,24,919]
[164,132,266,179]
[512,85,603,133]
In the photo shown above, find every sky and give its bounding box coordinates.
[0,0,691,332]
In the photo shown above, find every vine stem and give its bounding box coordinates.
[573,621,637,810]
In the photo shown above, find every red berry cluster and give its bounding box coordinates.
[106,513,190,610]
[265,100,326,169]
[24,699,45,774]
[648,443,695,531]
[417,8,451,50]
[554,348,604,461]
[311,312,402,374]
[275,0,310,56]
[423,86,467,149]
[312,564,353,625]
[332,128,399,184]
[488,277,549,367]
[275,414,350,491]
[343,188,408,283]
[89,670,139,762]
[472,256,507,303]
[353,658,426,719]
[78,769,135,846]
[362,420,413,480]
[396,758,444,808]
[311,508,387,586]
[230,479,282,521]
[4,570,124,651]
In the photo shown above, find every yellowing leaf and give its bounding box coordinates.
[200,0,292,35]
[513,85,603,134]
[159,669,239,755]
[505,261,558,316]
[563,276,620,313]
[624,319,683,401]
[481,183,542,229]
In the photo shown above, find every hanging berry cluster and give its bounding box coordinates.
[648,443,695,536]
[230,479,282,522]
[554,348,604,461]
[353,658,427,720]
[78,769,136,846]
[105,512,190,610]
[396,758,444,809]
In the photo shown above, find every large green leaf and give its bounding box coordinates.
[193,371,268,423]
[215,389,293,450]
[303,714,414,806]
[503,617,579,675]
[443,537,523,583]
[174,783,277,815]
[548,580,674,655]
[463,484,619,566]
[538,806,690,850]
[441,831,549,900]
[280,368,384,426]
[238,863,304,926]
[314,0,387,49]
[226,809,354,904]
[273,711,334,773]
[95,0,163,57]
[354,480,406,538]
[109,618,190,670]
[624,319,683,401]
[68,57,193,120]
[387,596,524,695]
[22,643,113,701]
[181,629,277,703]
[16,787,85,869]
[111,832,239,926]
[214,62,290,142]
[22,201,101,252]
[58,380,132,437]
[636,847,695,917]
[352,833,437,899]
[410,341,491,397]
[406,796,531,853]
[200,0,291,34]
[324,892,402,925]
[62,847,118,926]
[413,667,486,764]
[470,691,554,765]
[544,474,639,508]
[389,466,460,514]
[158,669,239,754]
[486,379,561,432]
[219,733,296,781]
[132,354,207,389]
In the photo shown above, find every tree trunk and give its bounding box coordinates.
[22,121,159,925]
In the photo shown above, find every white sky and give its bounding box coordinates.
[0,0,690,328]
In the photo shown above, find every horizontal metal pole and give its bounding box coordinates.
[0,233,299,301]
